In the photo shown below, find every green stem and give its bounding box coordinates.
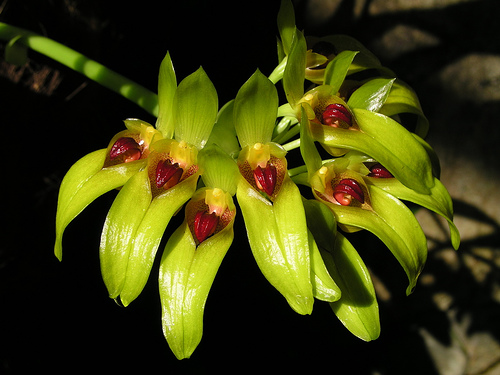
[281,137,300,151]
[0,22,159,116]
[268,56,288,84]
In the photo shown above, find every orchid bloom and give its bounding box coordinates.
[52,0,460,361]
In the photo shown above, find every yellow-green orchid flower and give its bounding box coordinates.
[99,54,219,306]
[54,118,162,261]
[234,69,314,315]
[159,144,238,359]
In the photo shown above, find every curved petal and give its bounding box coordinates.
[310,109,434,194]
[236,176,313,314]
[173,67,218,149]
[234,69,279,147]
[324,50,359,94]
[118,173,200,306]
[54,149,145,260]
[366,176,460,250]
[347,77,395,112]
[159,215,234,360]
[324,232,380,341]
[317,184,428,295]
[156,51,177,138]
[99,168,151,298]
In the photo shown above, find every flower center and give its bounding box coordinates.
[193,211,219,243]
[368,163,393,178]
[333,178,364,206]
[156,159,183,189]
[109,137,142,162]
[322,103,352,128]
[253,163,277,196]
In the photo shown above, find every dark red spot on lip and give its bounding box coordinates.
[110,137,142,162]
[156,159,183,189]
[253,164,277,196]
[368,163,393,178]
[322,103,352,127]
[194,211,218,243]
[333,178,364,205]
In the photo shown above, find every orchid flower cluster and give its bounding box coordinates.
[53,0,460,360]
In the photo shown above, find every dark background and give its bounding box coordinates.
[2,0,500,373]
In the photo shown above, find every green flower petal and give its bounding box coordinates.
[366,176,460,250]
[347,77,395,112]
[198,144,239,196]
[173,67,218,149]
[324,232,380,341]
[118,173,200,306]
[99,168,151,298]
[54,149,145,260]
[206,100,240,159]
[379,79,429,137]
[310,108,434,194]
[324,50,359,94]
[236,176,313,314]
[303,199,341,302]
[234,69,279,147]
[283,29,306,108]
[156,51,177,138]
[277,0,296,56]
[318,184,427,295]
[159,211,234,360]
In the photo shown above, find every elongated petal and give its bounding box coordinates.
[173,67,218,149]
[236,176,313,314]
[324,232,380,341]
[156,51,177,138]
[206,100,240,159]
[324,50,359,94]
[99,168,151,298]
[379,79,429,137]
[366,176,460,250]
[159,216,234,360]
[54,149,145,260]
[347,78,395,112]
[310,109,434,194]
[308,230,341,302]
[277,0,296,56]
[234,69,279,147]
[283,29,306,108]
[118,173,200,306]
[198,144,239,196]
[318,184,427,295]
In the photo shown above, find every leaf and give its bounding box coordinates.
[325,232,380,341]
[156,51,177,138]
[5,35,28,66]
[347,78,396,112]
[233,69,279,147]
[173,67,218,149]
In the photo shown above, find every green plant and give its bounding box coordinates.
[1,0,459,360]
